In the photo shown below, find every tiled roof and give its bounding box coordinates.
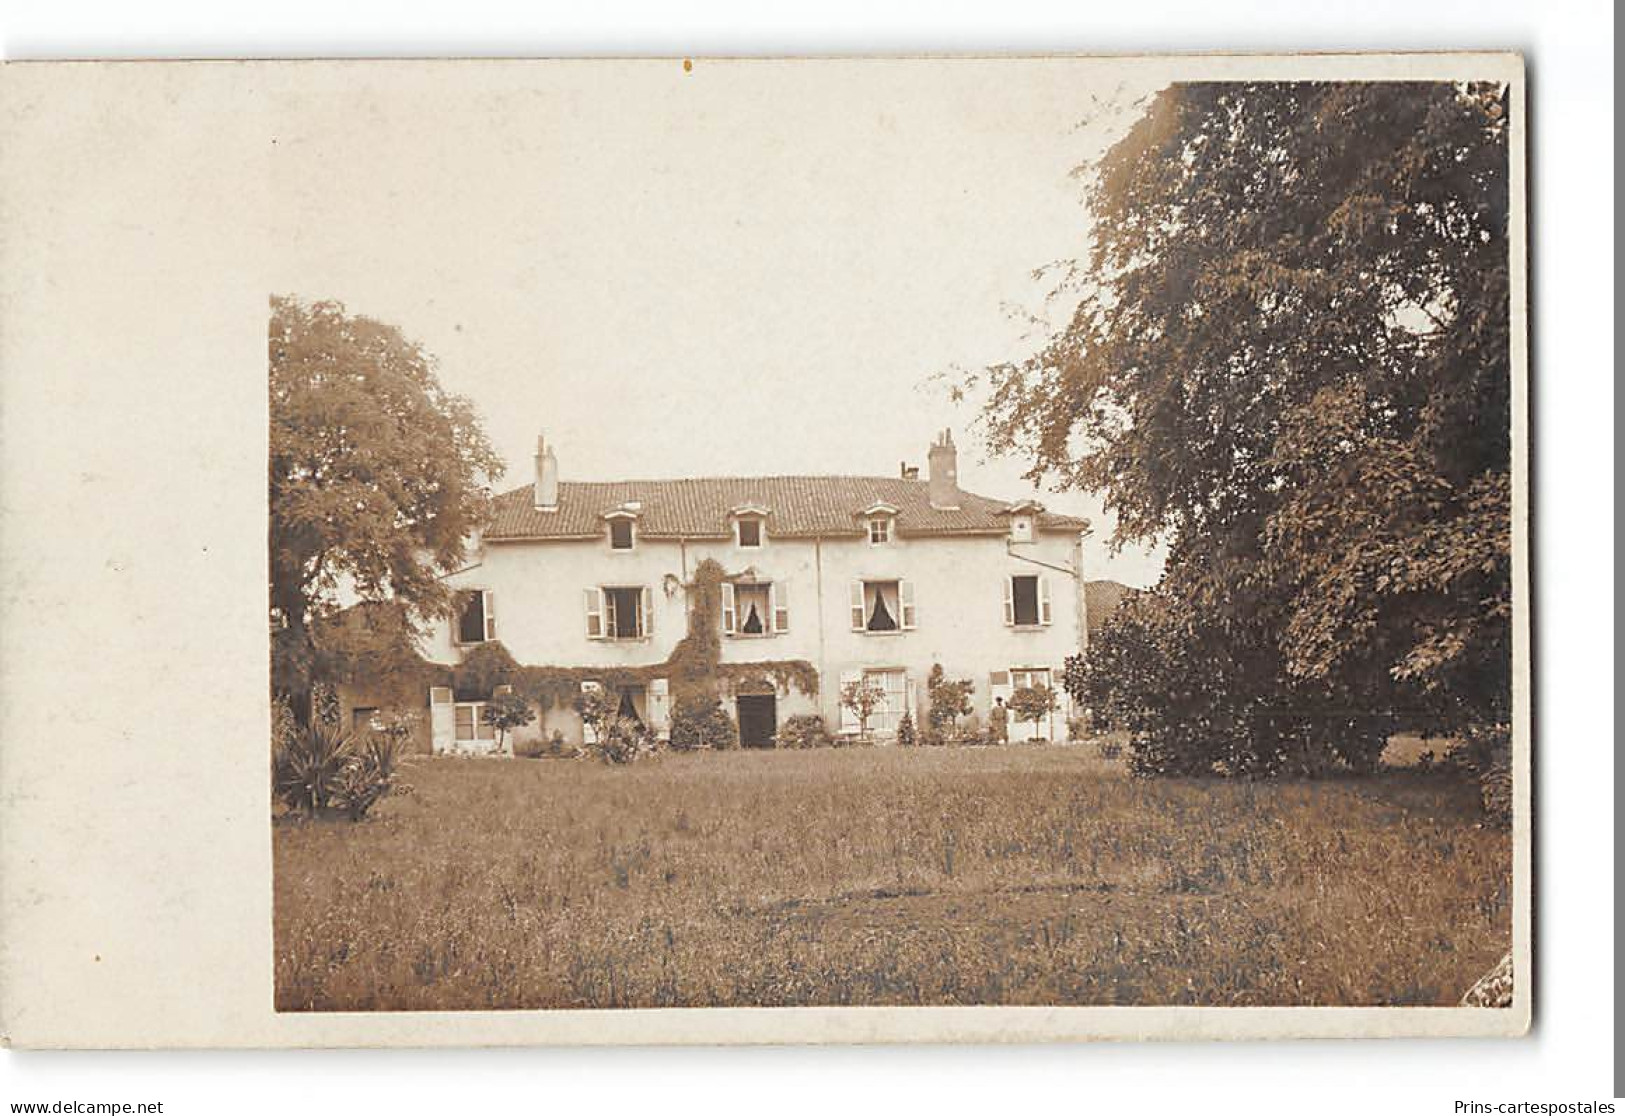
[1084,579,1136,634]
[485,476,1089,541]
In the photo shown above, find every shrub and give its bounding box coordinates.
[274,723,406,820]
[896,711,917,747]
[839,678,886,742]
[1095,735,1124,761]
[592,716,658,765]
[926,664,974,732]
[273,722,354,817]
[332,733,407,820]
[1007,684,1057,741]
[669,698,738,752]
[482,691,536,753]
[775,714,832,750]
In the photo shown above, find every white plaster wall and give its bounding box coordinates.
[421,525,1085,740]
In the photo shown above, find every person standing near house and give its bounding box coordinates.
[989,696,1009,745]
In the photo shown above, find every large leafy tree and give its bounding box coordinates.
[270,297,503,718]
[973,83,1511,770]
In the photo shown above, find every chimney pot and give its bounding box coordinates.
[927,429,960,510]
[534,433,559,511]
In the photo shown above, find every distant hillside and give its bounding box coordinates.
[1084,579,1136,635]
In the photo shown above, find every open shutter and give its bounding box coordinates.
[648,678,671,739]
[990,670,1013,710]
[483,590,496,641]
[604,591,618,639]
[1039,577,1053,625]
[838,669,862,734]
[900,580,917,630]
[585,588,603,638]
[1002,577,1014,626]
[721,582,736,635]
[849,581,865,631]
[580,680,602,745]
[429,686,454,754]
[641,586,654,637]
[773,581,789,634]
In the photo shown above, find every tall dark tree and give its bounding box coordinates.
[270,297,502,719]
[972,83,1511,771]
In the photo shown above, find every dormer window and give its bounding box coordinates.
[1002,499,1044,544]
[860,501,898,544]
[729,504,770,549]
[603,507,639,551]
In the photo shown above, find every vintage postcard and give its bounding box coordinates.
[0,53,1528,1046]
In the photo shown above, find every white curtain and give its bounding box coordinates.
[866,581,900,631]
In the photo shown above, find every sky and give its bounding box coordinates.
[268,60,1168,586]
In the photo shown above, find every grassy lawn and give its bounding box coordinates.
[273,745,1511,1011]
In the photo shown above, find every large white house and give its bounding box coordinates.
[401,430,1094,754]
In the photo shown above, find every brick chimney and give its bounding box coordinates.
[927,429,959,510]
[533,434,559,511]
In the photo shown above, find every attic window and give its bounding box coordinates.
[737,518,762,548]
[868,516,891,545]
[609,518,634,550]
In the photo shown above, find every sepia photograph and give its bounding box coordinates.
[265,59,1525,1019]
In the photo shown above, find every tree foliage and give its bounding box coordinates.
[976,83,1512,771]
[270,297,502,715]
[1007,684,1058,735]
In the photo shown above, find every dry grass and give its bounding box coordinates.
[273,745,1511,1011]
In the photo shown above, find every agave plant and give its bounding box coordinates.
[273,722,354,817]
[330,732,410,821]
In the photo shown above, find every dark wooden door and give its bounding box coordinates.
[736,694,777,748]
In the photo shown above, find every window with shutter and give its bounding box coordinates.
[1003,577,1015,626]
[900,581,917,630]
[585,588,603,638]
[648,678,671,737]
[601,586,643,639]
[483,589,496,641]
[721,582,736,635]
[1039,577,1052,625]
[773,582,789,633]
[849,581,865,631]
[640,586,654,637]
[429,686,455,755]
[1010,575,1041,626]
[456,591,488,644]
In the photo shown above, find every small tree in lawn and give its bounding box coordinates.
[926,663,974,742]
[1008,684,1058,743]
[482,691,535,754]
[840,677,887,743]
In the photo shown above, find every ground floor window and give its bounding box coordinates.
[863,668,909,735]
[454,701,496,745]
